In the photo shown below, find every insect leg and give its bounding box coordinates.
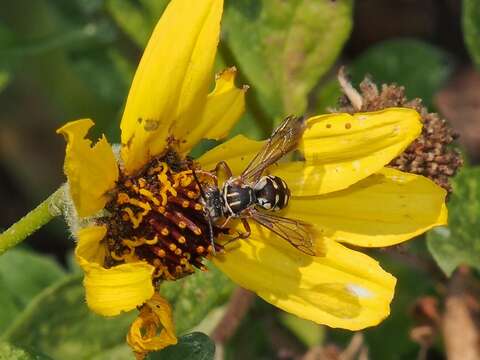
[220,216,232,229]
[238,218,251,239]
[190,167,216,255]
[195,170,218,184]
[220,218,252,249]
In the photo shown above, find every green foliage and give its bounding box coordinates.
[0,70,10,93]
[0,342,52,360]
[1,275,135,360]
[161,264,235,335]
[106,0,168,47]
[427,167,480,276]
[463,0,480,69]
[279,313,324,348]
[0,251,232,359]
[314,39,453,113]
[223,0,353,121]
[0,249,65,333]
[149,333,215,360]
[350,39,452,108]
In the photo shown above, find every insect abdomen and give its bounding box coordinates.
[254,175,290,211]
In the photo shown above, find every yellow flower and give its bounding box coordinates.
[56,0,447,358]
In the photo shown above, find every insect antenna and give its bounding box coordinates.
[191,167,216,255]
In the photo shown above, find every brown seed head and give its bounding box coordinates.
[100,152,227,282]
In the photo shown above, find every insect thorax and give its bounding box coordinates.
[254,175,290,211]
[202,186,225,221]
[223,180,256,217]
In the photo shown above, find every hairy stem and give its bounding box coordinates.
[0,185,66,255]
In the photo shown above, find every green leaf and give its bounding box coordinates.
[138,0,170,23]
[0,70,10,93]
[161,263,235,335]
[223,0,353,120]
[0,277,20,334]
[0,249,66,333]
[0,249,65,307]
[0,342,52,360]
[278,313,324,348]
[228,111,268,140]
[90,344,132,360]
[313,77,342,113]
[106,0,167,48]
[427,167,480,276]
[2,264,233,359]
[1,275,136,360]
[149,333,215,360]
[463,0,480,69]
[349,39,452,108]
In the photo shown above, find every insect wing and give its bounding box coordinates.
[251,211,316,256]
[241,115,306,184]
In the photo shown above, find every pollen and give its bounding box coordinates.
[101,151,227,281]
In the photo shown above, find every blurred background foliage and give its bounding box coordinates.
[1,0,480,359]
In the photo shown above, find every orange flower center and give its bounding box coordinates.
[101,150,227,281]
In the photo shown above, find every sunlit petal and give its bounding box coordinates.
[300,108,422,194]
[282,168,447,247]
[121,0,223,173]
[214,225,395,330]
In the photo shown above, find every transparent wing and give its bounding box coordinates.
[251,211,316,256]
[241,115,306,184]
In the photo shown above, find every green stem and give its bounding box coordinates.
[0,185,66,255]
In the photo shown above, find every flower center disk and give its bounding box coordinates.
[102,152,226,281]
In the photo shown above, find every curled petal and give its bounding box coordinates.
[282,167,447,247]
[127,293,177,359]
[76,226,155,317]
[214,225,396,330]
[300,108,422,195]
[181,67,247,152]
[82,262,155,317]
[75,225,108,269]
[121,0,224,173]
[57,119,118,217]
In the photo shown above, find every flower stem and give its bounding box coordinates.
[0,185,66,255]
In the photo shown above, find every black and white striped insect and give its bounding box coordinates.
[197,115,316,256]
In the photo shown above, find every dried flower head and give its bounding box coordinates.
[335,68,463,193]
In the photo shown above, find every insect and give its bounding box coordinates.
[198,115,316,256]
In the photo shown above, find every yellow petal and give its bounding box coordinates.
[75,225,108,269]
[300,108,422,195]
[127,293,177,358]
[121,0,223,174]
[75,226,155,317]
[282,167,447,248]
[57,119,118,217]
[181,67,247,152]
[197,134,263,173]
[214,225,396,330]
[82,262,155,317]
